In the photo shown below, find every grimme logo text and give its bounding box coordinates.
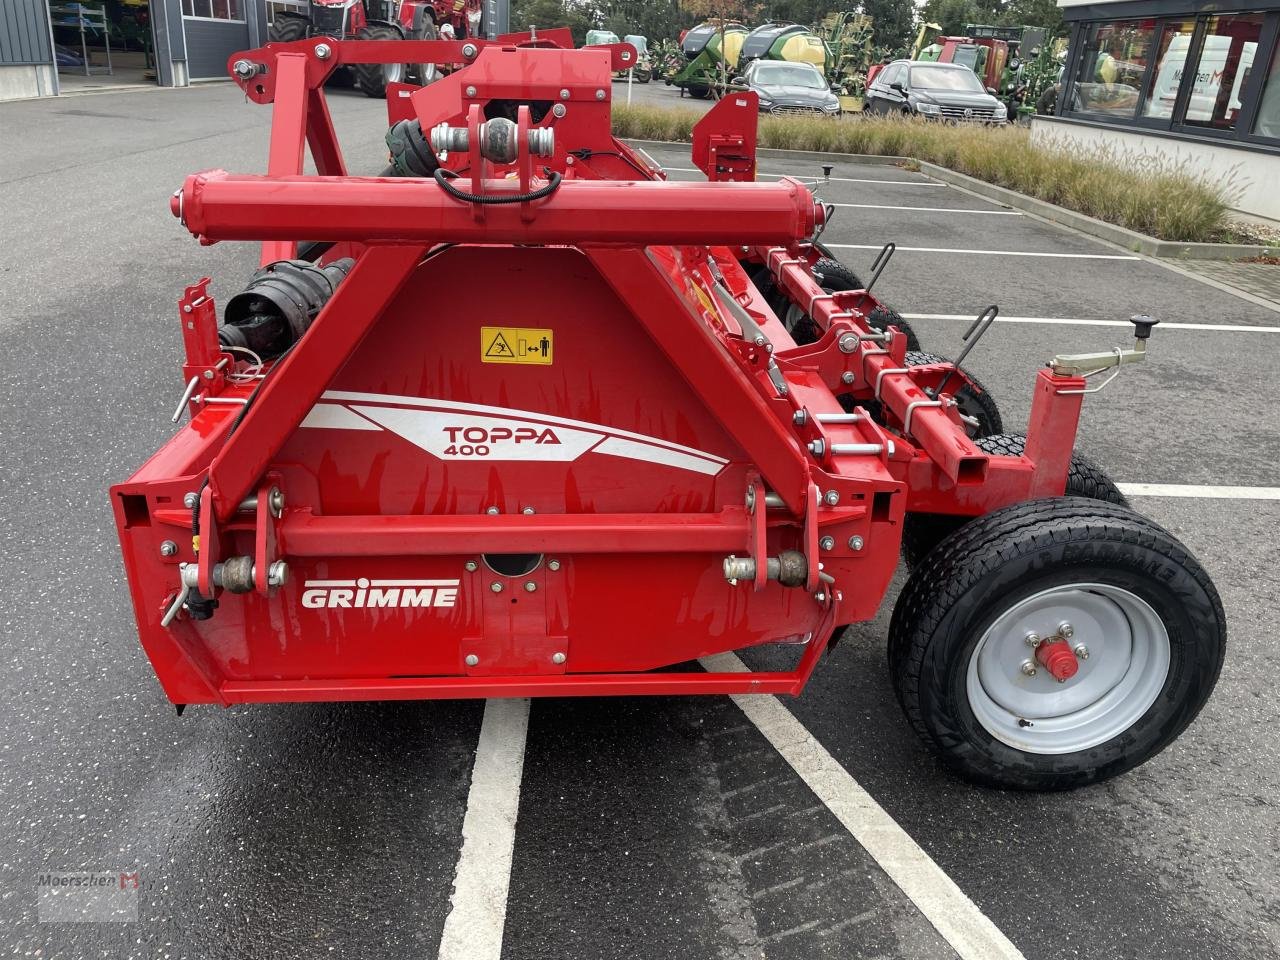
[301,577,460,609]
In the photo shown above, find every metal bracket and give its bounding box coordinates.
[863,242,895,295]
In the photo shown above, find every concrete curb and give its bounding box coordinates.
[622,140,1280,262]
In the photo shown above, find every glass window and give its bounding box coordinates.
[1140,20,1196,119]
[877,63,901,88]
[909,65,985,93]
[1071,18,1156,118]
[1256,40,1280,139]
[1181,13,1263,131]
[181,0,193,14]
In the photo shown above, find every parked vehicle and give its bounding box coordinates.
[668,20,748,98]
[268,0,480,98]
[584,29,651,82]
[865,60,1008,123]
[735,60,841,116]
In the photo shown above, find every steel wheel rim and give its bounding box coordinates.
[965,583,1170,755]
[384,62,406,85]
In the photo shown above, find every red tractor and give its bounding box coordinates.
[268,0,482,97]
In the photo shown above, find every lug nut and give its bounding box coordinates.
[1024,631,1042,647]
[1074,644,1090,660]
[1059,621,1074,639]
[1021,660,1037,677]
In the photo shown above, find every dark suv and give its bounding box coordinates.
[865,60,1007,123]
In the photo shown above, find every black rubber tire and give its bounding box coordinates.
[900,434,1125,570]
[887,498,1226,790]
[866,305,922,351]
[353,24,405,98]
[268,11,308,42]
[411,19,440,86]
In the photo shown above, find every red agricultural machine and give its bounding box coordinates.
[113,32,1225,791]
[268,0,482,96]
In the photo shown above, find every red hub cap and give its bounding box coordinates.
[1035,637,1080,682]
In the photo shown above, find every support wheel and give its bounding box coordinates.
[354,24,406,98]
[900,434,1123,569]
[888,498,1225,790]
[267,11,309,42]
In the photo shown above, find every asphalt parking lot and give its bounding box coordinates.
[1,82,1278,960]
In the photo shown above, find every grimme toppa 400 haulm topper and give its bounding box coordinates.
[112,30,1225,790]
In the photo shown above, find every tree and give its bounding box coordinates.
[510,0,595,45]
[859,0,915,53]
[921,0,979,37]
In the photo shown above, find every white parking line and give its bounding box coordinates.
[901,312,1280,334]
[701,651,1026,960]
[828,203,1021,215]
[437,698,531,960]
[662,167,948,186]
[827,243,1140,260]
[1118,483,1280,500]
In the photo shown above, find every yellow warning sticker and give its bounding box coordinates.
[481,326,554,365]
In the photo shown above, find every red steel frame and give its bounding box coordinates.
[113,35,1090,707]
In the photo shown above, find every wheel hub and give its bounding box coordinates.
[965,583,1171,755]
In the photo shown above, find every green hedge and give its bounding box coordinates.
[612,106,1234,244]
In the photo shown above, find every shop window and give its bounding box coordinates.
[184,0,243,19]
[1071,18,1156,118]
[1140,20,1197,119]
[1256,39,1280,139]
[1181,14,1263,131]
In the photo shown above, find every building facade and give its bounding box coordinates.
[0,0,506,101]
[1033,0,1280,221]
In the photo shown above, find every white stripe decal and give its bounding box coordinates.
[902,313,1280,334]
[592,436,723,476]
[828,202,1021,215]
[663,166,948,186]
[827,243,1140,260]
[1117,483,1280,500]
[319,391,729,466]
[299,403,381,431]
[703,651,1027,960]
[436,698,530,960]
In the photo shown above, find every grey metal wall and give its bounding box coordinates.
[183,17,250,79]
[0,0,54,64]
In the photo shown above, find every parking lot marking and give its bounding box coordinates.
[437,698,530,960]
[902,312,1280,334]
[827,203,1022,215]
[828,243,1140,260]
[662,167,948,186]
[1117,483,1280,500]
[702,652,1027,960]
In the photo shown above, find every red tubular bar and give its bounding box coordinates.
[281,510,753,556]
[176,173,821,246]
